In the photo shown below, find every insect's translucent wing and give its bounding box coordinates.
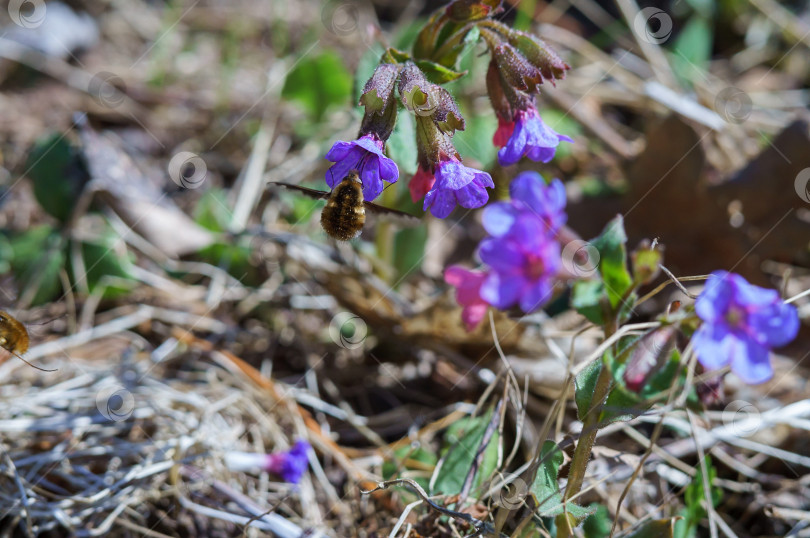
[363,202,421,226]
[270,182,330,201]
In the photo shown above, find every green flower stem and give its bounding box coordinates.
[563,359,612,502]
[563,315,618,505]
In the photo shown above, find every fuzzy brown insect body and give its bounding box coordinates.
[271,170,418,241]
[0,311,29,356]
[320,173,366,240]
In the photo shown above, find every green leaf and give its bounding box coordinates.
[382,444,438,493]
[583,503,611,538]
[454,107,498,168]
[386,110,417,175]
[672,17,713,83]
[571,279,606,325]
[73,230,135,300]
[393,225,427,283]
[575,359,601,422]
[193,189,232,232]
[9,225,65,305]
[26,134,87,222]
[414,59,465,84]
[591,216,633,310]
[433,410,499,496]
[531,441,594,519]
[282,51,352,121]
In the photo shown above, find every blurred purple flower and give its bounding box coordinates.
[495,107,572,166]
[422,157,494,218]
[445,266,489,331]
[692,271,799,384]
[325,133,398,201]
[483,172,567,238]
[267,440,311,484]
[477,174,564,312]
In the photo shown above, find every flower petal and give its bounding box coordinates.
[695,271,734,323]
[480,272,526,309]
[519,278,553,313]
[424,188,457,218]
[478,239,524,272]
[730,337,773,384]
[692,322,734,371]
[482,203,518,237]
[748,301,799,348]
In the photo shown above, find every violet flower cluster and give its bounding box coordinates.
[446,172,566,330]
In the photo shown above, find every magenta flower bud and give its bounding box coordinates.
[623,326,678,392]
[692,271,799,384]
[445,265,490,331]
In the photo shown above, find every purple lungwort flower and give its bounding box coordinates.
[692,271,799,384]
[422,158,494,218]
[496,107,572,166]
[224,440,311,484]
[483,172,567,238]
[325,134,398,201]
[267,440,311,484]
[477,174,565,313]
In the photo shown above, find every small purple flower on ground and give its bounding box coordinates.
[692,271,799,384]
[325,133,398,201]
[445,266,489,331]
[421,157,494,218]
[267,440,311,484]
[495,107,572,166]
[477,173,565,313]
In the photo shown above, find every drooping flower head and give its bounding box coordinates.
[477,173,565,313]
[692,271,799,384]
[422,157,494,219]
[445,266,489,331]
[495,106,572,166]
[325,133,398,201]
